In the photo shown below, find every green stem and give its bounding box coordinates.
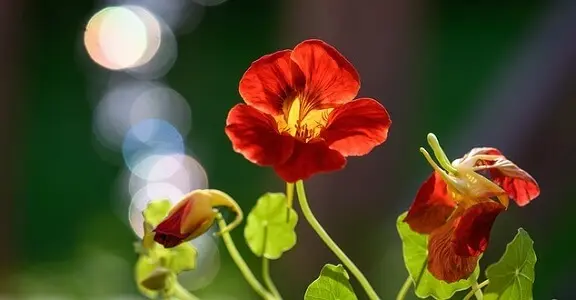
[397,259,426,300]
[216,213,275,300]
[395,276,412,300]
[173,282,201,300]
[295,181,380,300]
[286,182,294,222]
[262,257,282,299]
[463,280,489,300]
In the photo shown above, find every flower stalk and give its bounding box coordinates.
[295,180,380,300]
[215,212,276,300]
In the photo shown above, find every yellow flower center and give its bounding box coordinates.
[274,97,333,142]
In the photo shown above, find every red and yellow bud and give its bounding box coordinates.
[153,189,243,248]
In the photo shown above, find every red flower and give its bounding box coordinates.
[404,134,540,283]
[153,189,243,248]
[225,39,391,182]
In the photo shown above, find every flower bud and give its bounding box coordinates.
[153,189,242,248]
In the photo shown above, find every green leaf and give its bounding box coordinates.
[167,242,198,273]
[396,212,479,299]
[143,199,172,227]
[244,192,297,259]
[135,255,175,298]
[304,264,358,300]
[484,228,536,300]
[141,267,171,290]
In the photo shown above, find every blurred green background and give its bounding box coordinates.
[6,0,574,299]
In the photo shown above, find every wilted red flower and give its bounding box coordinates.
[404,134,540,283]
[225,39,391,182]
[153,189,242,248]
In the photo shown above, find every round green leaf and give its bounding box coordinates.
[304,264,358,300]
[244,192,297,259]
[396,212,479,299]
[484,228,536,300]
[143,199,172,227]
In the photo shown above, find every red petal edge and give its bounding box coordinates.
[453,201,505,257]
[322,98,391,156]
[225,104,295,166]
[153,200,192,248]
[467,147,540,206]
[273,140,346,183]
[290,39,360,109]
[427,210,479,283]
[239,50,305,116]
[404,172,456,234]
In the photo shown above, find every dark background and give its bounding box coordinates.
[2,0,574,298]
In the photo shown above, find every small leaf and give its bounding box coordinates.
[244,193,297,259]
[396,212,479,299]
[167,242,198,273]
[141,267,171,290]
[304,264,358,300]
[484,228,536,300]
[135,255,174,298]
[143,199,173,227]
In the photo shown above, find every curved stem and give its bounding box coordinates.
[295,181,380,300]
[216,213,275,300]
[463,280,489,300]
[173,281,201,300]
[262,257,282,299]
[395,276,412,300]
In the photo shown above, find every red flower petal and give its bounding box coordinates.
[404,172,456,234]
[273,140,346,182]
[239,50,305,116]
[322,98,391,156]
[290,39,360,109]
[465,148,540,206]
[453,201,505,257]
[153,200,192,248]
[225,104,295,166]
[427,209,479,283]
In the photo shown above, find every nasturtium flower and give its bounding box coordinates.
[153,189,243,248]
[225,39,391,182]
[404,134,540,283]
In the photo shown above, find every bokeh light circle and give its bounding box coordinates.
[128,182,185,238]
[128,153,208,196]
[179,227,221,291]
[122,119,185,179]
[93,80,192,151]
[84,5,161,70]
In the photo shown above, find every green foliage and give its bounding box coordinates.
[143,199,173,227]
[484,228,536,300]
[134,200,199,299]
[304,264,358,300]
[396,212,479,299]
[244,192,298,259]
